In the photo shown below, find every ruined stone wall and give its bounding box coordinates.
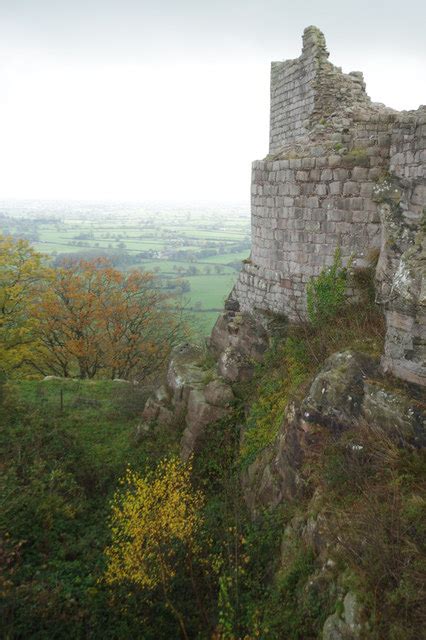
[234,112,394,319]
[378,110,426,386]
[269,26,371,156]
[269,27,329,152]
[269,54,316,153]
[232,26,425,386]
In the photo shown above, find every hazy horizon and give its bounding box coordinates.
[1,0,425,203]
[0,197,251,213]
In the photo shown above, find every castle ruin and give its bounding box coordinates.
[141,27,425,473]
[231,26,425,387]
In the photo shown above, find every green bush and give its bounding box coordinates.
[306,248,348,326]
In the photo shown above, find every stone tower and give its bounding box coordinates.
[230,26,425,386]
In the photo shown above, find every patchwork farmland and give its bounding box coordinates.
[0,201,250,334]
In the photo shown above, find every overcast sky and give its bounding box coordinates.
[0,0,425,204]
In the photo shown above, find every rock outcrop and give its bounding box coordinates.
[141,343,235,458]
[210,306,269,382]
[242,349,425,517]
[241,403,305,516]
[302,350,376,429]
[322,592,363,640]
[139,306,267,458]
[140,307,271,459]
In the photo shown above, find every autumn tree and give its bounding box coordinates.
[104,457,204,639]
[31,258,108,378]
[101,267,189,381]
[31,258,188,380]
[0,235,47,375]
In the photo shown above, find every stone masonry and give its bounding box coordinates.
[231,26,425,387]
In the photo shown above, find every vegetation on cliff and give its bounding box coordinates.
[0,235,424,639]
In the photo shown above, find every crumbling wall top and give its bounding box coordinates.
[269,26,371,156]
[301,26,329,60]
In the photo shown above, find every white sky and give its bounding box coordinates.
[0,0,425,204]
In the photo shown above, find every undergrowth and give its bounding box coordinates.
[1,244,416,640]
[0,380,178,639]
[239,336,310,466]
[238,276,385,466]
[304,422,426,640]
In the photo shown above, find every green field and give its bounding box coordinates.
[185,273,236,308]
[204,250,250,264]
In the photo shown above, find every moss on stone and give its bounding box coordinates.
[341,147,369,167]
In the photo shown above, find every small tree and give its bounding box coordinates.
[306,247,348,326]
[104,457,204,639]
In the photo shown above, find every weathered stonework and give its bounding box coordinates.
[376,113,426,386]
[231,26,425,386]
[269,26,369,154]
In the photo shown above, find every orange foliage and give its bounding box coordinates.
[32,258,187,380]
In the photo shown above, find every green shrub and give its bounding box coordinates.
[306,248,348,326]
